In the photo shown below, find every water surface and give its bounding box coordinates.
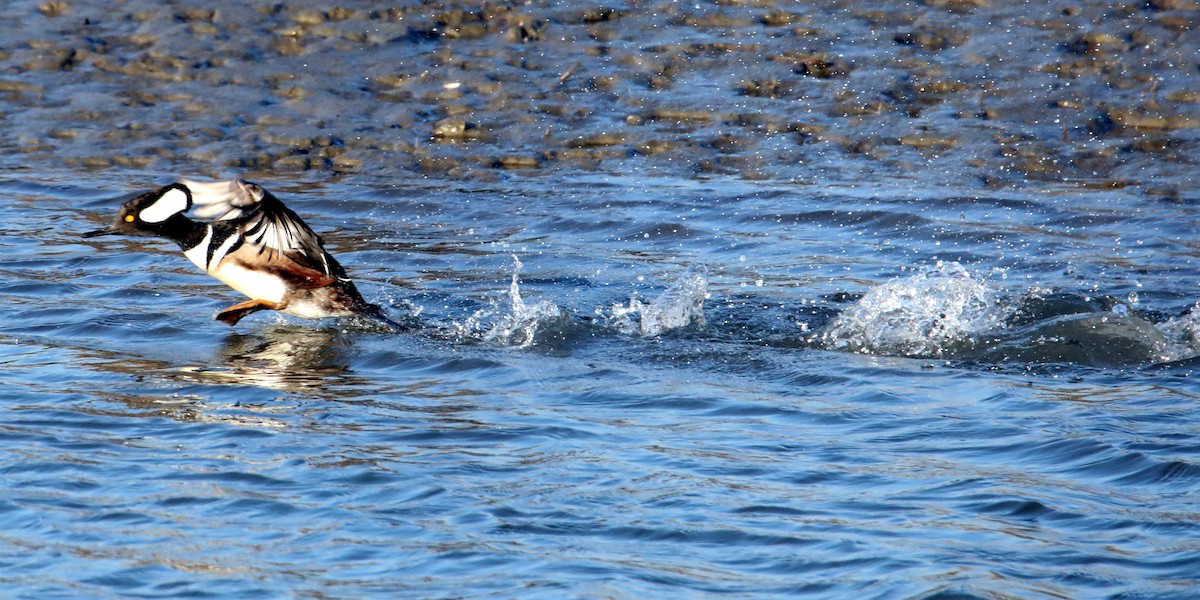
[3,0,1200,598]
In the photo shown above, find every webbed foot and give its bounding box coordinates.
[215,299,286,325]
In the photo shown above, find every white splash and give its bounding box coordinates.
[473,255,569,348]
[607,264,709,336]
[1155,303,1200,362]
[819,261,1007,358]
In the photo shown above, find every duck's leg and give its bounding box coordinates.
[215,299,286,325]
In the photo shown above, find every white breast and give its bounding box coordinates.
[182,225,287,304]
[208,260,287,304]
[182,225,214,271]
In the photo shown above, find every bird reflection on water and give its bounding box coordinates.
[178,325,354,394]
[74,325,356,427]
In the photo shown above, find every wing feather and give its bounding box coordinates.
[181,178,338,279]
[181,178,258,220]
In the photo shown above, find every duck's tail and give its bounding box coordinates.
[355,303,410,333]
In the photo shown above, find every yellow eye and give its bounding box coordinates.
[124,214,135,222]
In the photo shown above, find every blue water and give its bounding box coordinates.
[4,0,1200,597]
[4,173,1200,599]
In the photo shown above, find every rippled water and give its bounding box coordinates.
[5,172,1200,599]
[4,0,1200,597]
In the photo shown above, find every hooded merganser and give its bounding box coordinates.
[84,178,401,330]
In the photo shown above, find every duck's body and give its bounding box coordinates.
[176,216,370,323]
[85,178,397,329]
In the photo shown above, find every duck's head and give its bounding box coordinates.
[84,183,193,238]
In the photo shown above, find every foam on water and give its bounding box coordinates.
[606,265,709,336]
[459,255,569,348]
[1155,303,1200,362]
[818,262,1008,358]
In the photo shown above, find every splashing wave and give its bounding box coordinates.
[1155,303,1200,363]
[818,262,1007,358]
[606,264,709,336]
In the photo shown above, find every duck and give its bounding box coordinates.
[84,178,401,330]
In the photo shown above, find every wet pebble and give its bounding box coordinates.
[709,133,754,155]
[175,8,215,22]
[898,134,958,150]
[1066,32,1126,55]
[0,0,1191,195]
[1156,15,1198,31]
[738,79,794,98]
[672,14,757,28]
[568,133,626,148]
[636,139,677,155]
[773,52,851,79]
[292,9,328,26]
[894,29,967,51]
[556,148,610,168]
[1100,107,1200,131]
[494,155,541,169]
[1145,0,1196,10]
[790,123,828,143]
[273,155,332,172]
[643,108,716,123]
[0,80,44,94]
[922,0,991,11]
[1166,91,1200,104]
[574,7,624,24]
[416,156,461,173]
[432,117,483,140]
[760,11,810,27]
[37,2,69,17]
[585,75,618,92]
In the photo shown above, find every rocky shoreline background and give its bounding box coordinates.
[0,0,1196,198]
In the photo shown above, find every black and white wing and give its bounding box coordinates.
[181,178,336,278]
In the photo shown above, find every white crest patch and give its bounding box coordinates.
[140,187,189,223]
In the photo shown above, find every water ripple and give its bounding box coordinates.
[6,120,1200,600]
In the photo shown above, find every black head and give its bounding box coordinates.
[83,183,193,239]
